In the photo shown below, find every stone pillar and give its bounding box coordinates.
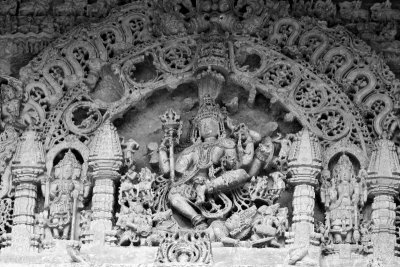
[89,120,123,243]
[366,136,400,263]
[287,129,322,246]
[9,130,45,252]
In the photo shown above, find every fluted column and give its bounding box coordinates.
[9,130,45,252]
[287,129,322,246]
[367,136,400,263]
[89,120,123,243]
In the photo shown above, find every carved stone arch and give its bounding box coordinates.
[62,40,99,79]
[269,18,301,46]
[12,1,399,159]
[298,29,329,64]
[120,13,150,45]
[345,68,377,104]
[364,93,394,136]
[92,25,126,60]
[42,58,73,98]
[3,1,400,264]
[25,82,52,107]
[322,46,354,81]
[323,139,368,170]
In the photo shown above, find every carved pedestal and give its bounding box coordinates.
[9,130,45,252]
[89,121,123,243]
[287,129,322,247]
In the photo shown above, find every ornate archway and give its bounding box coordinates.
[10,1,399,155]
[1,1,400,266]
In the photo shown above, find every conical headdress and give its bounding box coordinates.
[332,154,353,182]
[191,94,226,142]
[55,150,81,170]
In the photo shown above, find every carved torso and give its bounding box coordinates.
[174,137,236,185]
[49,179,74,216]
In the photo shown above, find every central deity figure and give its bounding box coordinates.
[158,73,270,229]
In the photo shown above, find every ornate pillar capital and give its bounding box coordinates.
[287,128,323,186]
[367,137,400,197]
[11,129,45,183]
[8,129,45,252]
[88,120,123,243]
[366,136,400,263]
[287,128,322,248]
[88,120,123,175]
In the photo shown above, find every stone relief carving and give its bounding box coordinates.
[44,150,89,240]
[0,1,399,266]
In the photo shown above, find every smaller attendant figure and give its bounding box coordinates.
[116,200,153,246]
[207,206,258,247]
[320,154,367,244]
[250,204,283,248]
[44,150,89,240]
[146,209,180,246]
[115,167,157,246]
[249,171,286,205]
[0,83,29,130]
[276,207,289,236]
[359,220,373,254]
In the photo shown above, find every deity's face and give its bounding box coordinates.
[61,164,73,180]
[199,117,219,139]
[342,171,351,182]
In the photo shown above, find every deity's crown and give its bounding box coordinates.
[194,94,224,124]
[333,154,353,176]
[55,150,81,169]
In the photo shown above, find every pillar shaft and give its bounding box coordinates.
[292,184,315,246]
[88,120,123,244]
[92,178,115,221]
[287,129,322,247]
[10,182,37,251]
[371,195,396,261]
[366,136,400,263]
[90,166,120,243]
[8,130,45,252]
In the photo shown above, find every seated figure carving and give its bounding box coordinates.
[158,94,272,229]
[320,154,367,245]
